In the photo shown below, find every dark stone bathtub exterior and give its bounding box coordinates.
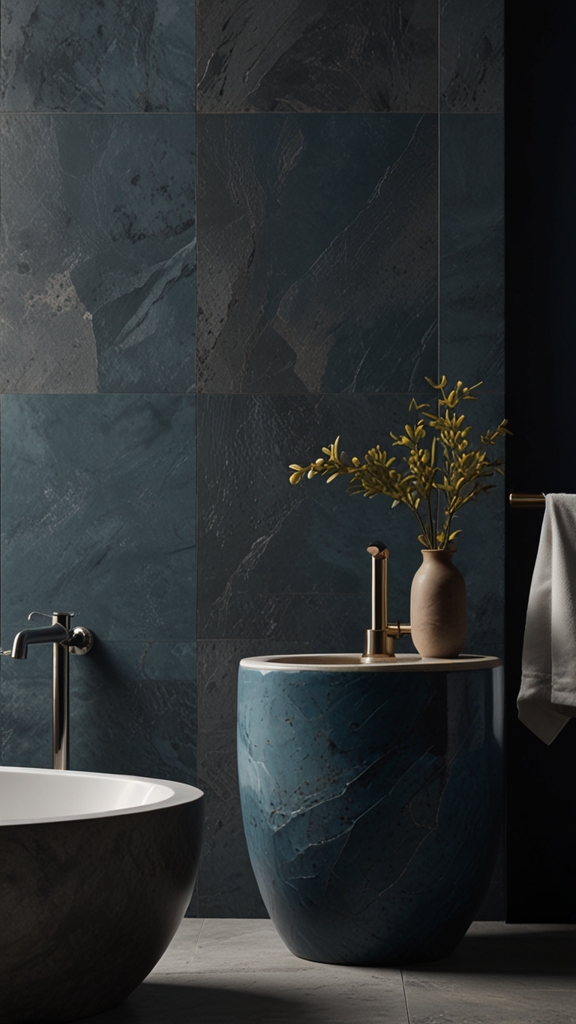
[0,796,203,1023]
[238,659,503,965]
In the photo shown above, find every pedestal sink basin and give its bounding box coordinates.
[238,653,503,966]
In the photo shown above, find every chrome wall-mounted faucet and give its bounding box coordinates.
[361,544,411,661]
[6,612,93,770]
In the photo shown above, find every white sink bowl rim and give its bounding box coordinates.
[240,653,502,673]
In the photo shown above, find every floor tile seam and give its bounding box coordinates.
[400,969,411,1024]
[168,966,322,974]
[191,917,207,961]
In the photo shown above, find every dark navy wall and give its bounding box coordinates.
[0,1,504,919]
[506,0,576,922]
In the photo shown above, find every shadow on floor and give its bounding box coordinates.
[410,928,576,975]
[84,981,320,1024]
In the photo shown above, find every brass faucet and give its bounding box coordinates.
[361,543,411,661]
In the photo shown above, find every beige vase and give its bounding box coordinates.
[410,548,467,658]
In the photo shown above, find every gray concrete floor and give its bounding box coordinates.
[84,919,576,1023]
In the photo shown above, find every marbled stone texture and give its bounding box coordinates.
[0,796,202,1023]
[0,113,195,393]
[238,664,503,965]
[439,114,504,389]
[0,0,195,112]
[197,0,437,113]
[197,392,505,659]
[1,394,195,643]
[441,0,504,112]
[197,114,437,393]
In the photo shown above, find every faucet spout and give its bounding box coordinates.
[11,623,70,659]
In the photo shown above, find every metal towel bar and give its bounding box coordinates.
[509,493,546,508]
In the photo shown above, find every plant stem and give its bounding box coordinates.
[411,505,432,548]
[425,493,435,548]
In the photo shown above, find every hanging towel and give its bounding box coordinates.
[518,493,576,744]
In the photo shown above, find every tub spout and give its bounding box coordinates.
[11,622,70,659]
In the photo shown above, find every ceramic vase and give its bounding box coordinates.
[410,548,466,658]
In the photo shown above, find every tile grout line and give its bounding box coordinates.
[400,969,411,1024]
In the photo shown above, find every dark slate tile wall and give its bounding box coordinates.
[0,112,195,393]
[0,0,505,922]
[196,0,438,113]
[439,113,504,388]
[1,641,196,784]
[195,0,504,921]
[440,0,504,112]
[0,0,197,885]
[0,395,194,643]
[197,113,438,394]
[0,0,195,112]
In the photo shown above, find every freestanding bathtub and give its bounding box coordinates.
[0,766,204,1023]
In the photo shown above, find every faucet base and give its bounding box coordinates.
[362,624,412,661]
[360,653,397,663]
[363,628,396,659]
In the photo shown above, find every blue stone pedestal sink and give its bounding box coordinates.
[238,653,503,966]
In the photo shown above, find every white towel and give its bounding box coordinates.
[518,493,576,744]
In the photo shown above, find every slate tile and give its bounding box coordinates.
[1,394,195,643]
[198,393,420,645]
[439,114,504,389]
[441,0,504,112]
[197,748,268,919]
[197,0,437,114]
[0,0,195,113]
[0,113,195,393]
[197,640,318,751]
[0,115,98,393]
[0,641,196,784]
[197,113,437,394]
[197,392,505,659]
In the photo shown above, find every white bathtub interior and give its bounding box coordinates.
[0,766,200,825]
